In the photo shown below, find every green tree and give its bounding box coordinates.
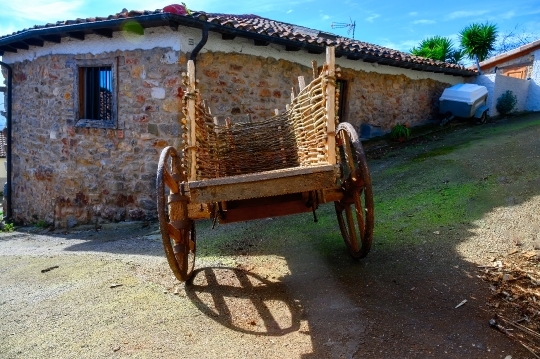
[459,22,498,74]
[410,36,455,63]
[447,49,465,65]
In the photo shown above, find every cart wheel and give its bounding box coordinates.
[157,146,196,281]
[335,122,374,259]
[479,111,488,124]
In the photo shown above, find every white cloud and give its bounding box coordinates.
[188,0,314,15]
[447,10,489,20]
[3,0,85,22]
[412,20,436,25]
[286,9,293,14]
[379,38,420,52]
[447,33,460,44]
[408,12,418,16]
[0,24,16,38]
[365,14,380,23]
[499,10,516,19]
[321,14,330,20]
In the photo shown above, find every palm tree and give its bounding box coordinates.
[410,36,455,62]
[459,22,498,74]
[448,49,465,65]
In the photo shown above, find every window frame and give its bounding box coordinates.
[74,58,118,129]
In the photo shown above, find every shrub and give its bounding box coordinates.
[391,123,411,141]
[35,220,48,228]
[2,222,14,232]
[496,90,517,116]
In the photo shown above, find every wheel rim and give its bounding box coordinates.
[157,146,196,281]
[480,112,487,124]
[335,123,374,259]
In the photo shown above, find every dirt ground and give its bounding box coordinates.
[1,114,540,358]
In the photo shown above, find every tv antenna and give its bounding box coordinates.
[331,17,356,39]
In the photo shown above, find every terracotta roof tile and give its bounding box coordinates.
[0,7,475,75]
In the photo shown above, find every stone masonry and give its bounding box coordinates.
[7,47,451,226]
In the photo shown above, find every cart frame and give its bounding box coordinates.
[157,47,374,281]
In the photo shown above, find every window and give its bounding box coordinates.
[336,79,348,122]
[75,59,117,128]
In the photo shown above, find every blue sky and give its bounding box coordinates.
[0,0,539,127]
[0,0,538,51]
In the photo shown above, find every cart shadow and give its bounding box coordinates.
[185,195,540,358]
[185,266,302,336]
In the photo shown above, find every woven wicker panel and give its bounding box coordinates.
[180,63,336,180]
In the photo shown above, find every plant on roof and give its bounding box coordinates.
[163,3,192,16]
[181,3,192,15]
[459,22,498,75]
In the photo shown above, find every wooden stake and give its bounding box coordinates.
[325,47,336,165]
[298,76,306,91]
[187,60,197,180]
[312,60,318,80]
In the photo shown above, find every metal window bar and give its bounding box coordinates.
[83,66,112,120]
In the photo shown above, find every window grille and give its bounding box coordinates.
[80,66,113,121]
[74,58,117,129]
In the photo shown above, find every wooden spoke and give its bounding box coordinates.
[344,206,359,253]
[157,146,196,281]
[338,130,357,182]
[334,122,374,259]
[163,170,180,194]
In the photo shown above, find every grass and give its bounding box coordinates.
[372,114,540,246]
[412,144,461,161]
[374,180,489,243]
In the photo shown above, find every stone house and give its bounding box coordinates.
[475,38,540,115]
[0,7,475,227]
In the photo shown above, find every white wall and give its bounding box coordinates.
[476,74,496,114]
[526,49,540,111]
[492,74,530,115]
[476,73,531,116]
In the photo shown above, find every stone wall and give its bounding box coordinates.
[7,46,454,226]
[9,47,186,227]
[196,52,311,124]
[340,68,448,130]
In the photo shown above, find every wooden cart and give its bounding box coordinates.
[156,47,374,281]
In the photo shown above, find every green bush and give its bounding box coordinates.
[496,90,517,116]
[391,123,411,141]
[35,220,48,228]
[2,222,14,232]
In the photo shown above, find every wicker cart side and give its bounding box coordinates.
[179,47,339,182]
